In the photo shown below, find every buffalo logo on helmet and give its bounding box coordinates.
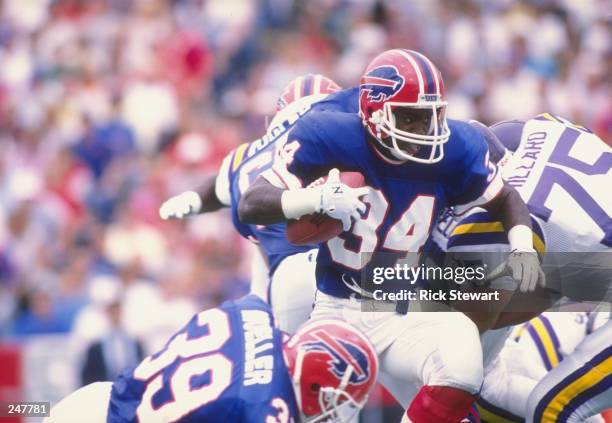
[360,65,405,103]
[303,331,371,385]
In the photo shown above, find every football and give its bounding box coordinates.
[286,171,366,245]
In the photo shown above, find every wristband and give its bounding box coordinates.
[281,188,320,219]
[508,224,534,251]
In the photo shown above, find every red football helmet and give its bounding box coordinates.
[276,74,341,112]
[283,319,378,422]
[359,49,450,164]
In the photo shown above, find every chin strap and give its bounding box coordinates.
[370,111,417,163]
[367,118,407,164]
[371,112,383,142]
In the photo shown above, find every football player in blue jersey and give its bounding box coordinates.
[159,74,343,334]
[238,49,545,422]
[45,294,379,423]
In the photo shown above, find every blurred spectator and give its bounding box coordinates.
[80,280,144,385]
[159,24,212,102]
[71,98,135,180]
[10,284,73,335]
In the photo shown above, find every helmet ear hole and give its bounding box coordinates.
[370,109,382,124]
[310,383,321,392]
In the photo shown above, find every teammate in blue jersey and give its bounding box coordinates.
[159,74,347,334]
[45,295,379,423]
[238,49,544,422]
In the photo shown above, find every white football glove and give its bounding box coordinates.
[507,249,546,292]
[316,168,369,231]
[159,191,203,220]
[486,249,546,293]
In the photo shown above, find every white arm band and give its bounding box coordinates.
[281,188,320,219]
[214,153,233,206]
[508,224,535,251]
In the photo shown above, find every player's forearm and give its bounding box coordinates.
[484,183,534,250]
[159,174,225,220]
[239,176,287,224]
[197,174,225,213]
[493,290,553,328]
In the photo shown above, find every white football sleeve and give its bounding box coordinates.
[214,151,233,207]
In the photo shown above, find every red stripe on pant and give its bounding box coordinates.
[407,386,476,423]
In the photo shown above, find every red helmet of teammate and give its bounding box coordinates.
[276,74,341,112]
[359,49,451,164]
[284,319,378,422]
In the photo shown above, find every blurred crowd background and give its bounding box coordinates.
[0,0,610,410]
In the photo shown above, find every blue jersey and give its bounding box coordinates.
[107,295,299,423]
[270,91,503,298]
[217,88,359,274]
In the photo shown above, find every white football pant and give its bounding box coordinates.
[310,292,483,408]
[44,382,111,423]
[270,249,318,334]
[526,321,612,423]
